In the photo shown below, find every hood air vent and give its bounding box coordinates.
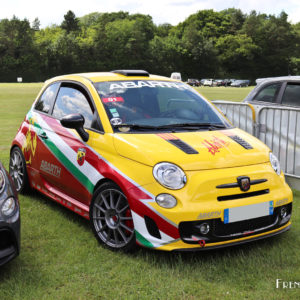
[229,135,253,149]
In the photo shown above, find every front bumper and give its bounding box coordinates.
[173,223,291,251]
[0,164,21,265]
[179,203,292,245]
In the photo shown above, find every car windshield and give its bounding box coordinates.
[94,80,230,132]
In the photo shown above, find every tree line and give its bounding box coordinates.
[0,9,299,82]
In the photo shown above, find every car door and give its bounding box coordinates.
[34,82,103,208]
[28,82,60,183]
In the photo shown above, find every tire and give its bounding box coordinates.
[9,147,29,193]
[90,182,136,252]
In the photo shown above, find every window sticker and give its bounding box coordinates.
[109,108,120,117]
[110,118,122,126]
[102,97,124,103]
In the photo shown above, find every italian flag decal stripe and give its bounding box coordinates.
[27,111,180,248]
[135,231,154,248]
[32,113,100,194]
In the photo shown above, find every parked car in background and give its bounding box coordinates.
[231,80,250,87]
[187,79,200,87]
[200,79,206,86]
[0,161,20,266]
[224,79,233,86]
[243,76,300,108]
[203,79,214,86]
[170,72,182,81]
[214,79,225,86]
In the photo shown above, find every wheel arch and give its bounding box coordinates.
[10,142,22,155]
[91,175,136,210]
[93,177,116,195]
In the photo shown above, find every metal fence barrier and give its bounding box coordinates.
[212,101,256,135]
[213,101,300,188]
[257,106,300,178]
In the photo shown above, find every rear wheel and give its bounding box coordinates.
[9,147,29,193]
[90,182,136,251]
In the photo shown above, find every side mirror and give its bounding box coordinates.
[60,114,89,142]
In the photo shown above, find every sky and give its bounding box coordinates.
[1,0,300,27]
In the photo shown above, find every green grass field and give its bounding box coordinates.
[0,83,299,299]
[196,86,253,102]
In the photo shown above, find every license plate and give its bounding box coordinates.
[224,201,274,224]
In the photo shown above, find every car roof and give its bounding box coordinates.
[46,71,172,84]
[256,76,300,84]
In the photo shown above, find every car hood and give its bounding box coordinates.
[113,128,270,171]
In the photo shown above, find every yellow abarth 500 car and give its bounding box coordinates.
[10,70,292,251]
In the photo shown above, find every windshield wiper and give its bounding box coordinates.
[113,123,228,132]
[158,123,228,130]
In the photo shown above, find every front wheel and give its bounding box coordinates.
[90,182,136,251]
[9,147,29,193]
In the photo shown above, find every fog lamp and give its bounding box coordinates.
[199,223,210,235]
[280,206,288,219]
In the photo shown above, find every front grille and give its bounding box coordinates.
[217,189,269,201]
[216,179,267,189]
[179,203,292,244]
[0,228,18,266]
[0,229,14,250]
[212,214,277,237]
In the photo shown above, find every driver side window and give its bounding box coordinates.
[254,83,281,103]
[52,84,94,128]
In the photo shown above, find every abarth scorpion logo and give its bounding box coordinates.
[238,176,250,192]
[77,148,86,166]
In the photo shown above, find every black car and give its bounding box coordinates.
[187,79,200,86]
[0,161,20,266]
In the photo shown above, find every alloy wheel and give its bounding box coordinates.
[91,186,135,249]
[9,148,26,192]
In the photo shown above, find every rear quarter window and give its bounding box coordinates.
[281,83,300,106]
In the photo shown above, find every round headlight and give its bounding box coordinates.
[0,170,5,193]
[1,197,16,216]
[269,152,281,175]
[155,194,177,208]
[153,162,186,189]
